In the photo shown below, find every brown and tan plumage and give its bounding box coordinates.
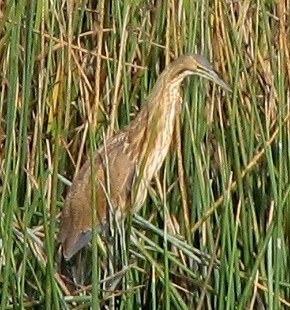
[59,54,231,260]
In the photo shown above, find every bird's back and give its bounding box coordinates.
[59,134,136,260]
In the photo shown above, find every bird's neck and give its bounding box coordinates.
[128,78,184,174]
[122,75,186,210]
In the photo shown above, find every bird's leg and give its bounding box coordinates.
[102,207,131,303]
[70,248,87,286]
[101,201,120,308]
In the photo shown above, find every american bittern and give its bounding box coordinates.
[59,54,231,260]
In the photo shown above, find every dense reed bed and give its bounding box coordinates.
[0,1,289,309]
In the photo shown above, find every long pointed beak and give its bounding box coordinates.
[196,67,232,92]
[210,69,232,92]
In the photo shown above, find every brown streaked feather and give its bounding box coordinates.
[59,54,231,260]
[59,136,137,260]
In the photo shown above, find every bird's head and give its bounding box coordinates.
[165,53,232,92]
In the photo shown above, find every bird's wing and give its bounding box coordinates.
[59,135,137,260]
[59,153,107,260]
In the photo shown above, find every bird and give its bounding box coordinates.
[59,53,231,261]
